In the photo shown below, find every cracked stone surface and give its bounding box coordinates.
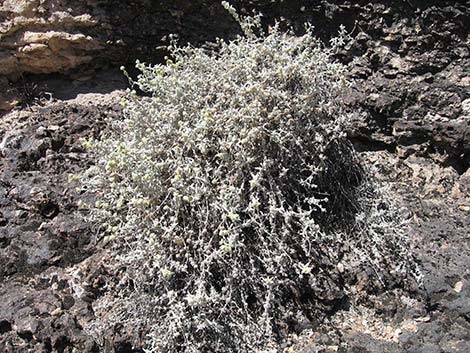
[0,1,469,352]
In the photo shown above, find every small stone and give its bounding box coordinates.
[383,69,398,79]
[16,318,39,335]
[62,295,75,310]
[51,308,63,317]
[454,281,463,293]
[36,126,49,137]
[401,320,418,333]
[38,222,49,231]
[458,205,470,212]
[415,316,430,322]
[48,125,60,131]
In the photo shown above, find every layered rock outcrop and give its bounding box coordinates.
[0,0,238,78]
[0,0,100,77]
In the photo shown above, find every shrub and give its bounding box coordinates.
[83,4,418,352]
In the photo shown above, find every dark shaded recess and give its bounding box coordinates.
[0,236,10,249]
[350,135,397,153]
[44,338,53,352]
[54,335,70,353]
[18,330,34,342]
[88,0,242,68]
[0,320,12,334]
[314,140,365,230]
[12,68,128,103]
[115,341,145,353]
[0,211,7,227]
[39,201,60,219]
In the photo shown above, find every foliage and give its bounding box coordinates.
[82,4,418,352]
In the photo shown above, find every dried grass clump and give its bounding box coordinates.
[83,4,418,352]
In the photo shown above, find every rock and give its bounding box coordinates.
[1,0,39,17]
[1,1,469,352]
[0,89,123,281]
[454,281,463,293]
[462,98,470,114]
[0,0,242,80]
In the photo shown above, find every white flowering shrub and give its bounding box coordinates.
[83,4,418,352]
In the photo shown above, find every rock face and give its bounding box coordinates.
[0,0,101,76]
[340,0,470,173]
[1,0,469,174]
[0,0,239,78]
[0,1,469,352]
[0,88,125,353]
[1,90,469,352]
